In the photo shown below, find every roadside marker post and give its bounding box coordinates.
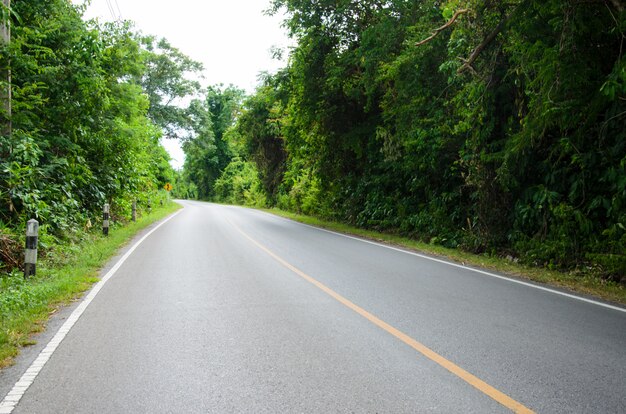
[24,219,38,278]
[103,203,110,236]
[132,200,137,222]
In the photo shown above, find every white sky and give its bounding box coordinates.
[76,0,292,169]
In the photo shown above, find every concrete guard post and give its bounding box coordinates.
[24,219,38,278]
[103,203,110,236]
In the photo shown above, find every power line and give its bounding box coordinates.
[104,0,116,20]
[113,0,123,20]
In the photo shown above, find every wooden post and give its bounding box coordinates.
[24,219,38,278]
[103,203,110,236]
[1,0,11,137]
[132,200,137,222]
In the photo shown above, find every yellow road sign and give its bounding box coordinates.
[164,183,173,192]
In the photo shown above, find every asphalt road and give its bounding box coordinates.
[1,200,625,413]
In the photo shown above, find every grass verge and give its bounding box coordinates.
[261,208,626,306]
[0,201,181,369]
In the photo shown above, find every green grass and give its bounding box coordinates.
[261,208,626,306]
[0,201,181,368]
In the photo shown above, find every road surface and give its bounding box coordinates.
[1,200,625,413]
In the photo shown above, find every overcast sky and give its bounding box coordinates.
[77,0,292,168]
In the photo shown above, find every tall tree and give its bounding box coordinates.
[182,85,244,199]
[0,0,175,233]
[236,76,288,201]
[140,36,203,139]
[230,0,626,277]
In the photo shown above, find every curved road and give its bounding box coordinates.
[1,200,625,413]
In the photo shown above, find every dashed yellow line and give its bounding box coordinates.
[230,219,535,414]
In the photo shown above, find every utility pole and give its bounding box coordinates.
[1,0,10,137]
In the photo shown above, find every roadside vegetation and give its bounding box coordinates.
[263,208,626,306]
[178,1,626,297]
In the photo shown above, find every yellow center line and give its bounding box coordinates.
[229,218,535,414]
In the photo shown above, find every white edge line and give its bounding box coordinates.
[0,209,183,412]
[242,207,626,314]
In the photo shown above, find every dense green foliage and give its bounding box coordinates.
[0,0,200,273]
[181,85,245,199]
[186,0,625,280]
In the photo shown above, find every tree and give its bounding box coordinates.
[236,0,626,278]
[139,36,203,139]
[182,85,245,199]
[0,0,174,234]
[236,77,287,201]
